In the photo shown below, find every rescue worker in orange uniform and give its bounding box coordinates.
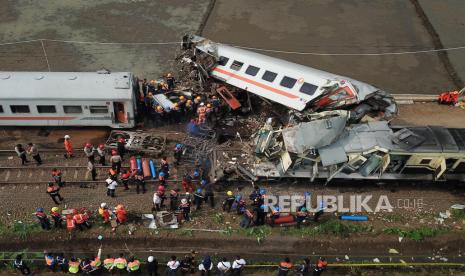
[50,207,63,228]
[99,203,111,224]
[103,255,115,272]
[66,214,75,232]
[197,102,207,124]
[90,247,102,272]
[44,252,56,272]
[52,168,64,187]
[112,253,128,273]
[63,135,74,158]
[278,257,293,276]
[121,169,132,190]
[127,256,141,274]
[313,257,327,276]
[115,204,128,224]
[73,209,91,231]
[46,182,64,205]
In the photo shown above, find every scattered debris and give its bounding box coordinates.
[389,248,399,254]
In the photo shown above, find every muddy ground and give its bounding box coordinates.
[0,0,210,77]
[0,0,464,95]
[202,0,460,94]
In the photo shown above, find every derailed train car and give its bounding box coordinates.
[181,35,397,121]
[210,111,465,183]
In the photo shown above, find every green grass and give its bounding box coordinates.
[11,221,41,240]
[383,226,445,241]
[238,226,272,244]
[451,209,465,220]
[213,213,224,224]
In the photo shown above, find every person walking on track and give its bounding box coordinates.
[46,182,64,204]
[15,144,29,165]
[64,135,74,158]
[27,142,42,165]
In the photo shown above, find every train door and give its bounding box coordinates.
[113,102,128,124]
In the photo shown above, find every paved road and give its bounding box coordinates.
[202,0,456,94]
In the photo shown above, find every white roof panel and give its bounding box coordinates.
[0,71,133,100]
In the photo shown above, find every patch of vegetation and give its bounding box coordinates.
[239,226,272,244]
[383,226,444,241]
[383,213,406,223]
[451,209,465,220]
[11,222,40,240]
[179,229,194,237]
[213,213,224,224]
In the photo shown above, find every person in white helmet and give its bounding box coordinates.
[64,135,74,159]
[147,256,158,276]
[197,102,207,124]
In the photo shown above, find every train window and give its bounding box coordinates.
[10,105,30,113]
[63,105,83,114]
[245,65,260,76]
[299,82,318,96]
[420,158,432,165]
[280,76,297,89]
[262,71,277,82]
[230,60,244,71]
[37,105,56,113]
[218,56,229,66]
[90,106,109,114]
[0,105,3,113]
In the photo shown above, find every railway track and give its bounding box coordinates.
[0,148,199,185]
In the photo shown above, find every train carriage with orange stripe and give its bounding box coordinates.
[182,35,397,120]
[0,71,137,128]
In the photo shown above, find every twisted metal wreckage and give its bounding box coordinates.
[136,35,465,184]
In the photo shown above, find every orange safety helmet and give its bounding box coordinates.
[167,73,172,78]
[179,95,185,100]
[196,96,201,100]
[156,106,163,111]
[116,204,124,210]
[174,103,178,107]
[207,104,212,108]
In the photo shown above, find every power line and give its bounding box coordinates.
[1,38,465,56]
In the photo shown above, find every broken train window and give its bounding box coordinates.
[230,60,244,71]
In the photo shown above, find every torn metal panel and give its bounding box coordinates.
[319,146,348,166]
[282,111,348,154]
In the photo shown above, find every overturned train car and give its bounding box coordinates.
[182,35,397,120]
[210,111,465,183]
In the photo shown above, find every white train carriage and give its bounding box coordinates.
[187,35,395,115]
[0,71,137,128]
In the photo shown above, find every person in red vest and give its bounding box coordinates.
[46,182,64,205]
[73,209,91,231]
[115,204,128,224]
[35,208,51,230]
[127,256,141,274]
[52,168,64,187]
[313,257,328,276]
[50,207,63,229]
[66,214,75,232]
[278,257,293,276]
[121,169,132,190]
[182,174,193,193]
[63,135,74,159]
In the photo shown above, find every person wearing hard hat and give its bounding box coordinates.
[117,137,126,160]
[50,207,63,229]
[112,253,127,273]
[47,182,64,205]
[97,144,106,166]
[147,256,158,276]
[35,207,51,230]
[154,105,165,126]
[106,177,118,198]
[127,256,141,274]
[166,73,175,90]
[63,135,74,159]
[197,102,207,124]
[222,191,235,212]
[179,198,191,222]
[110,150,122,174]
[99,203,110,224]
[115,204,128,224]
[83,143,95,162]
[52,168,64,187]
